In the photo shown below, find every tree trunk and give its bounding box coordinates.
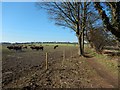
[82,32,84,55]
[82,2,86,55]
[77,35,84,56]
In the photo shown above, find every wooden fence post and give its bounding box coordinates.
[71,50,72,58]
[63,50,65,60]
[46,52,48,70]
[62,50,65,67]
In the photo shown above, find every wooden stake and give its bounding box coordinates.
[63,50,65,61]
[46,52,48,70]
[62,50,65,66]
[71,50,72,58]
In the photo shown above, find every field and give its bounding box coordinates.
[2,44,119,89]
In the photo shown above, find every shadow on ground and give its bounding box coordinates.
[103,51,120,56]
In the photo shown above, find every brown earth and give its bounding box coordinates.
[2,45,119,89]
[86,58,118,87]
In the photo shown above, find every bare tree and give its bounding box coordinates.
[37,2,91,56]
[37,2,116,55]
[94,2,120,42]
[88,28,109,53]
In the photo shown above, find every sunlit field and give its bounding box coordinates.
[2,43,119,89]
[2,1,120,89]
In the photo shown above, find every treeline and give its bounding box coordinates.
[1,42,78,45]
[38,2,120,56]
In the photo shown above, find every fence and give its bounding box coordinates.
[44,47,78,70]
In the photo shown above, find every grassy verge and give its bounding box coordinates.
[85,47,118,77]
[95,54,118,76]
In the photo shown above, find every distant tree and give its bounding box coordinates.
[88,28,108,53]
[85,3,102,49]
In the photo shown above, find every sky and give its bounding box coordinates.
[0,2,2,43]
[2,2,77,43]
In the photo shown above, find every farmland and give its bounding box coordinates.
[2,1,120,90]
[2,44,119,89]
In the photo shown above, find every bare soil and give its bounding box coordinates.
[86,58,118,87]
[2,45,119,89]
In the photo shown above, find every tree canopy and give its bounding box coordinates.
[36,2,120,56]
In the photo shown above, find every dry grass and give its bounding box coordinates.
[85,46,118,77]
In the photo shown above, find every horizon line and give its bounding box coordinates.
[1,41,78,43]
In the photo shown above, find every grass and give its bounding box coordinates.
[85,46,118,77]
[33,43,78,46]
[2,43,118,77]
[16,43,78,46]
[0,44,2,61]
[2,43,119,88]
[95,54,118,76]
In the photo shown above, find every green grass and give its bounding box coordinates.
[85,46,118,76]
[34,43,78,46]
[95,54,118,76]
[7,43,78,47]
[0,44,2,61]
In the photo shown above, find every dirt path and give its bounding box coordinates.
[86,58,118,88]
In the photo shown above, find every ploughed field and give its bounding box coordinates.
[2,44,119,89]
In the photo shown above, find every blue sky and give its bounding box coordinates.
[0,2,2,42]
[2,2,77,43]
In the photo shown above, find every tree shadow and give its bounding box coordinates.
[83,53,94,58]
[84,55,94,58]
[103,51,120,56]
[104,47,120,50]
